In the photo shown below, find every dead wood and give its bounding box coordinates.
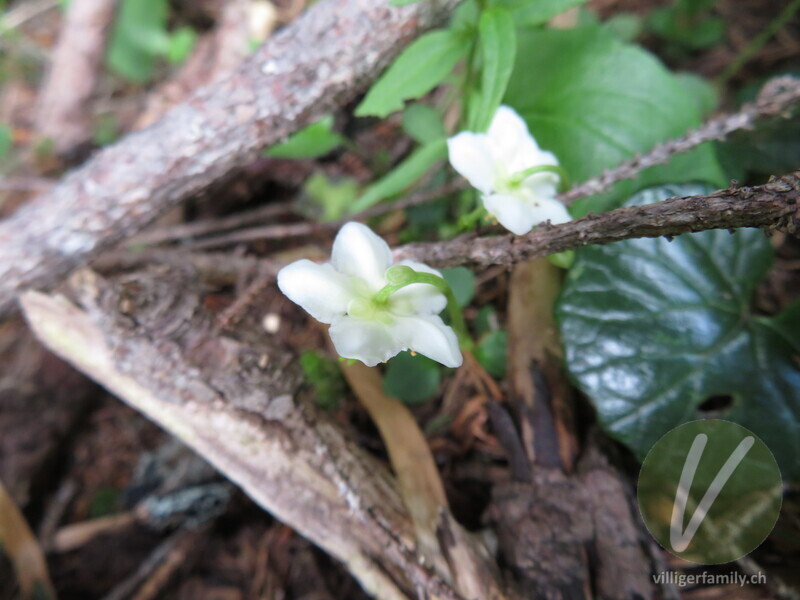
[19,264,499,600]
[0,0,460,319]
[484,259,656,600]
[34,0,119,154]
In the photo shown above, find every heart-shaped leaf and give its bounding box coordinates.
[504,26,726,215]
[556,184,800,480]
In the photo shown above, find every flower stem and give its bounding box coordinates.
[509,164,570,192]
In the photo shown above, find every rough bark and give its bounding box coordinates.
[0,0,460,318]
[395,171,800,268]
[19,265,499,600]
[484,259,656,600]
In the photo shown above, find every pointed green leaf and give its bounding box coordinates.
[351,138,447,212]
[469,8,516,131]
[355,30,469,118]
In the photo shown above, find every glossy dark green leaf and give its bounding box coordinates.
[355,30,469,118]
[556,184,800,480]
[504,26,725,215]
[469,8,516,131]
[383,352,442,404]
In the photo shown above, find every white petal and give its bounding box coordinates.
[331,222,392,291]
[529,196,572,225]
[388,259,447,315]
[329,316,402,367]
[389,315,463,368]
[447,132,496,194]
[277,260,353,324]
[482,193,539,235]
[487,106,559,175]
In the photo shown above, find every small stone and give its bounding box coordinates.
[262,312,280,333]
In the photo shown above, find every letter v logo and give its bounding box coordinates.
[669,433,755,552]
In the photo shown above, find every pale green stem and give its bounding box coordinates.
[508,164,571,192]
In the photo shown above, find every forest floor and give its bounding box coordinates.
[1,0,799,598]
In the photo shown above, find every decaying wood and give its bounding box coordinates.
[34,0,119,154]
[396,171,800,268]
[483,259,655,600]
[19,265,496,600]
[134,0,252,130]
[0,0,460,318]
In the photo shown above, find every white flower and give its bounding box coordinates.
[447,105,571,235]
[277,222,463,368]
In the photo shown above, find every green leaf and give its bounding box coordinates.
[473,305,498,336]
[674,72,718,118]
[603,13,642,42]
[402,104,445,144]
[355,30,469,118]
[504,26,725,215]
[441,266,475,307]
[556,183,800,480]
[718,115,800,177]
[0,124,12,159]
[167,26,197,64]
[476,330,507,378]
[266,116,345,159]
[107,0,170,82]
[351,138,447,212]
[303,173,359,222]
[300,350,345,410]
[496,0,590,27]
[383,352,442,404]
[469,8,516,132]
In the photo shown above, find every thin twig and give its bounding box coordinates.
[34,0,119,153]
[176,181,466,250]
[397,171,800,268]
[717,0,800,85]
[130,201,295,246]
[3,0,60,29]
[560,76,800,203]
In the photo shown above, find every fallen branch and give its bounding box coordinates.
[20,265,500,600]
[34,0,119,154]
[396,171,800,268]
[0,0,460,318]
[560,76,800,203]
